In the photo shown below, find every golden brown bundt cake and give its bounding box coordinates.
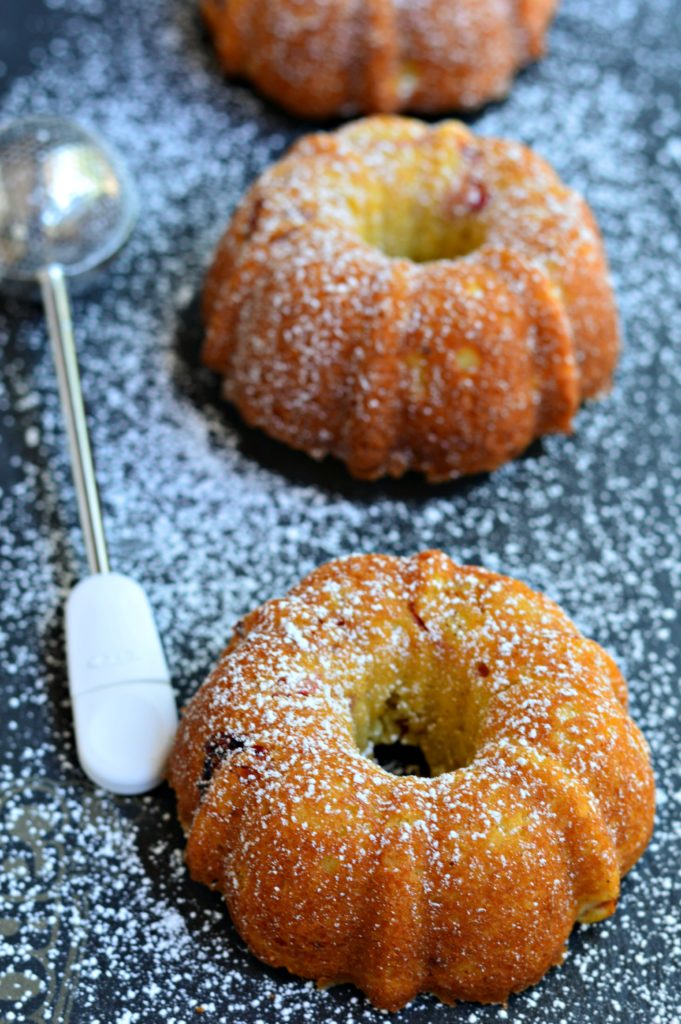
[203,116,620,481]
[168,551,655,1011]
[200,0,559,118]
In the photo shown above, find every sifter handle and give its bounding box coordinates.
[66,572,178,794]
[39,263,109,575]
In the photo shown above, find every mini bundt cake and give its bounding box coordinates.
[203,116,620,481]
[200,0,559,118]
[168,551,654,1011]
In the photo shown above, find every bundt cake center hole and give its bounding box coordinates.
[361,688,441,777]
[358,686,472,778]
[356,177,489,263]
[371,216,487,263]
[371,740,431,777]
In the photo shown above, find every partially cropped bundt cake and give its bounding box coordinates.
[168,551,655,1011]
[203,116,620,481]
[200,0,559,118]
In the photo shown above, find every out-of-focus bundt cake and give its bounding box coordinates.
[200,0,559,118]
[168,550,655,1011]
[203,116,619,481]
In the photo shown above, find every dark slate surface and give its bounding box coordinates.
[1,2,680,1023]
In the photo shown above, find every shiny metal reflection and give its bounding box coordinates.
[0,115,136,294]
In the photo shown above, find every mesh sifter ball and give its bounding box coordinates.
[0,115,136,295]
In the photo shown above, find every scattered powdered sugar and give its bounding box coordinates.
[1,0,680,1022]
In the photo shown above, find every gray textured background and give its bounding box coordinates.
[1,1,680,1022]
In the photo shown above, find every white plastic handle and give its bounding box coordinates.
[66,572,178,795]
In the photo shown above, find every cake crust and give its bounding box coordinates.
[168,551,655,1011]
[200,0,559,119]
[203,116,620,481]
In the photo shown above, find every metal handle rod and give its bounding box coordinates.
[39,263,110,575]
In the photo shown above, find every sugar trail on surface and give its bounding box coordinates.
[0,0,680,1022]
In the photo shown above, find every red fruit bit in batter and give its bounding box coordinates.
[247,195,265,234]
[467,180,490,212]
[273,675,320,696]
[444,145,491,217]
[199,733,267,792]
[199,731,246,791]
[445,176,491,217]
[295,677,321,697]
[408,600,429,632]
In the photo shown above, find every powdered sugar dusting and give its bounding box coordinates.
[201,0,556,116]
[203,114,615,480]
[168,551,654,1009]
[1,0,680,1022]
